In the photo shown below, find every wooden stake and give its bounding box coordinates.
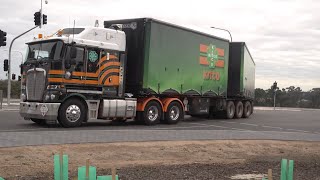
[111,167,116,180]
[60,149,63,180]
[268,169,273,180]
[86,159,90,179]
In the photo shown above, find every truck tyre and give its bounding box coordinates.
[251,102,254,115]
[31,118,46,125]
[58,98,87,128]
[242,101,252,118]
[143,101,162,125]
[226,101,235,119]
[164,101,183,124]
[234,101,244,119]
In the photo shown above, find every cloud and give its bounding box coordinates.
[0,0,319,91]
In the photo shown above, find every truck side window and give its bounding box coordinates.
[66,46,84,71]
[74,47,84,71]
[87,48,100,73]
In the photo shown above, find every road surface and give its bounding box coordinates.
[0,108,319,147]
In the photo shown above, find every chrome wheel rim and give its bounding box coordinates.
[147,106,159,121]
[169,106,180,121]
[66,105,81,122]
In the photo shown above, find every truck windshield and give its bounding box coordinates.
[26,41,63,61]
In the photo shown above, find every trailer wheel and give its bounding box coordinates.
[30,118,46,125]
[164,101,183,124]
[226,101,235,119]
[234,101,244,119]
[143,101,162,125]
[242,101,252,118]
[58,98,87,128]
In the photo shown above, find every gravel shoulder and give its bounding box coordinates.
[0,140,320,179]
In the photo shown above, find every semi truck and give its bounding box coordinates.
[19,18,255,127]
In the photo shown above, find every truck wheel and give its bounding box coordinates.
[251,102,254,115]
[242,101,252,118]
[58,98,87,128]
[164,101,183,124]
[226,101,235,119]
[143,101,162,125]
[31,118,46,125]
[234,101,244,119]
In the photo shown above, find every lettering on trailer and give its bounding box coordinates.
[122,22,137,30]
[199,43,225,81]
[203,71,220,80]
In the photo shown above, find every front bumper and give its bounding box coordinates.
[20,102,61,120]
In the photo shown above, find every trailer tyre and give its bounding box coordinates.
[143,101,162,126]
[58,98,87,128]
[226,101,235,119]
[242,101,252,118]
[164,101,183,124]
[234,101,244,119]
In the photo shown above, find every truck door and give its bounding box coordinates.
[64,46,86,85]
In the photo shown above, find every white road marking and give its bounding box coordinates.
[218,121,237,124]
[188,122,251,131]
[285,129,311,133]
[239,123,258,127]
[261,125,283,129]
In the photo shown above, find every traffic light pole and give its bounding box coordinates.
[7,26,38,106]
[274,91,276,110]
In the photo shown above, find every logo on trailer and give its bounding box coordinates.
[199,43,225,80]
[206,44,219,68]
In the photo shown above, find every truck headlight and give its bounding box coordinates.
[50,94,56,100]
[45,94,50,101]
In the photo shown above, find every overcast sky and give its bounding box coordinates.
[0,0,319,91]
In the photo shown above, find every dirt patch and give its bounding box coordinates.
[0,140,320,179]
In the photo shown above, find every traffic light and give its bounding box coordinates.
[273,81,277,90]
[43,14,47,25]
[12,74,16,80]
[3,59,8,71]
[34,11,41,26]
[18,75,21,81]
[0,30,7,47]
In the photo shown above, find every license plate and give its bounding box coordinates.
[29,104,37,111]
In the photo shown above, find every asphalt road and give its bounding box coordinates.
[0,108,320,147]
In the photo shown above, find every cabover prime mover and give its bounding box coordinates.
[20,18,255,127]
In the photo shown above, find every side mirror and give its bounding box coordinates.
[65,47,77,69]
[20,64,23,75]
[70,46,77,59]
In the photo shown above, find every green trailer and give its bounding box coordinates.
[104,18,255,121]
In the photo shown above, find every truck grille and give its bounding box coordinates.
[26,69,46,101]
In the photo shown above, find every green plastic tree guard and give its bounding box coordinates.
[78,166,97,180]
[280,159,288,180]
[54,154,68,180]
[288,160,294,180]
[97,175,119,180]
